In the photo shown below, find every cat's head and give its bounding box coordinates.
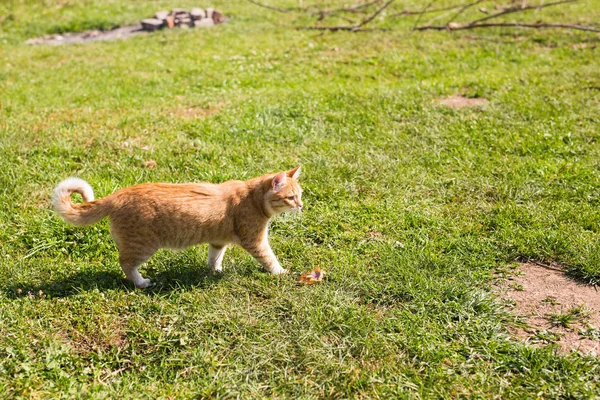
[265,166,303,215]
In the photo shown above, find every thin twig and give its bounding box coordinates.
[468,0,578,25]
[302,0,394,32]
[357,0,394,27]
[425,0,483,25]
[246,0,596,36]
[297,26,388,32]
[415,22,600,32]
[527,259,568,272]
[311,0,382,17]
[446,0,485,24]
[412,0,439,31]
[341,16,357,24]
[389,3,466,18]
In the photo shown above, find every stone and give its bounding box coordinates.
[205,8,214,19]
[174,15,192,26]
[172,8,187,15]
[212,10,224,24]
[154,10,169,20]
[82,30,101,39]
[190,8,205,20]
[177,17,192,27]
[165,15,175,28]
[141,18,164,31]
[194,18,214,27]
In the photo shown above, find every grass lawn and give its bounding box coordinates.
[1,0,600,397]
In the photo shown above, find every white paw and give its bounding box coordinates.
[135,278,152,289]
[271,267,288,275]
[211,266,223,274]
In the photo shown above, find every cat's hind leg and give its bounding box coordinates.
[118,250,155,288]
[208,244,227,273]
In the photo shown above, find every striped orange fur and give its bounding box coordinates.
[52,167,303,288]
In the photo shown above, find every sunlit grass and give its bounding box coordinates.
[1,0,600,398]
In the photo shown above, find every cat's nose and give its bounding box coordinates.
[298,203,304,211]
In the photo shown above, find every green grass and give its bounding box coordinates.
[549,310,582,329]
[1,0,600,398]
[549,305,592,328]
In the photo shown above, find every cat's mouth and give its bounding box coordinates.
[290,206,303,212]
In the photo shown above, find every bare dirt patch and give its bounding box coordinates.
[494,262,600,356]
[164,104,222,119]
[25,8,228,45]
[439,95,489,109]
[58,315,128,355]
[25,25,146,45]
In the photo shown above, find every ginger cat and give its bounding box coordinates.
[52,167,303,288]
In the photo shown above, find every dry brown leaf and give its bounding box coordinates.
[297,267,325,285]
[143,160,157,169]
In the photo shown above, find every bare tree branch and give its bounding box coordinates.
[357,0,395,27]
[311,0,382,18]
[424,0,484,26]
[412,0,440,31]
[389,3,467,18]
[300,0,394,32]
[446,0,486,24]
[298,26,387,32]
[247,0,597,36]
[415,22,600,32]
[468,0,578,25]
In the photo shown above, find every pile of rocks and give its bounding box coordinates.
[141,8,226,31]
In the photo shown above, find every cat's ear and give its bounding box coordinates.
[272,172,287,192]
[287,166,301,180]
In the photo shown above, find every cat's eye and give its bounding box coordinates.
[286,196,295,200]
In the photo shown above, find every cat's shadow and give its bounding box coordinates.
[3,264,224,299]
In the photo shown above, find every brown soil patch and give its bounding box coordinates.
[58,315,128,355]
[25,25,146,45]
[439,95,489,109]
[164,104,222,119]
[494,263,600,356]
[25,12,228,46]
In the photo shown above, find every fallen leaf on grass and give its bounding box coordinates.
[297,267,325,285]
[571,43,594,50]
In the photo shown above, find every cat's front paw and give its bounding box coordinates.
[271,267,288,275]
[135,278,152,289]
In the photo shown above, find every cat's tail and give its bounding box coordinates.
[52,178,111,226]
